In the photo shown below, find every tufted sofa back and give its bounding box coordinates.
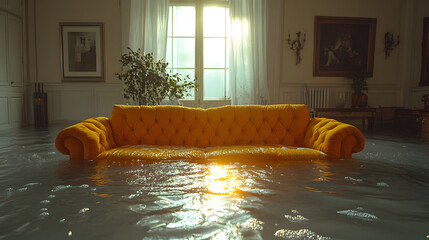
[109,104,310,148]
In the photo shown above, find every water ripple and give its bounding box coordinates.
[274,229,331,240]
[238,217,264,230]
[337,209,379,222]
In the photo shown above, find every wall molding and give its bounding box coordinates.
[0,93,25,131]
[278,83,402,108]
[32,82,123,122]
[410,86,429,108]
[18,82,412,126]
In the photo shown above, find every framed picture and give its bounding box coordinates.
[60,22,104,82]
[313,16,377,77]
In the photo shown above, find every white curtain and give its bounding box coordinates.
[129,0,169,61]
[229,0,269,105]
[266,0,284,104]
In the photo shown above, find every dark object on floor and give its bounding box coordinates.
[34,82,48,127]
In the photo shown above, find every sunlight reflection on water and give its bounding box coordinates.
[206,164,240,195]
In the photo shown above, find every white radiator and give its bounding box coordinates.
[304,87,329,116]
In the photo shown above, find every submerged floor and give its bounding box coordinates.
[0,122,428,240]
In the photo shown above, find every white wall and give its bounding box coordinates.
[29,0,123,122]
[26,0,429,124]
[280,0,404,108]
[35,0,122,84]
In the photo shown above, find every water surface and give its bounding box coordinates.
[1,124,429,239]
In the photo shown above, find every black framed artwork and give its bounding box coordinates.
[60,22,104,82]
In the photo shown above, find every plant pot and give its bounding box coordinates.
[351,93,368,108]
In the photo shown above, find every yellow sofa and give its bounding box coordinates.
[55,104,365,161]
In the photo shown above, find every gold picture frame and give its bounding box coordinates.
[60,22,104,82]
[313,16,377,77]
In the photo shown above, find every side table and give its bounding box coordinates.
[314,108,376,132]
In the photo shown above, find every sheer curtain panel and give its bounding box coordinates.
[229,0,269,105]
[129,0,169,61]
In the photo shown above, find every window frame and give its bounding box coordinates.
[168,0,231,108]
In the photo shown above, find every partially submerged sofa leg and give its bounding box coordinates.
[64,137,84,160]
[340,135,357,159]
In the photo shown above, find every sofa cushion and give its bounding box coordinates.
[204,145,326,161]
[96,145,327,162]
[109,104,310,148]
[97,145,206,161]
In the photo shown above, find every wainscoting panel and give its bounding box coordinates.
[282,92,299,104]
[0,11,6,86]
[59,90,93,121]
[46,90,60,122]
[43,83,123,122]
[279,84,303,104]
[0,1,6,10]
[9,96,23,124]
[278,83,401,109]
[0,96,8,125]
[6,0,23,17]
[332,88,352,108]
[410,87,429,109]
[367,91,400,107]
[96,90,123,117]
[26,83,408,124]
[7,14,23,87]
[0,93,25,131]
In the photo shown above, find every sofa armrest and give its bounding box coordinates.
[55,117,117,160]
[302,118,365,159]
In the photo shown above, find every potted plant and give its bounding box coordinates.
[422,93,429,109]
[116,48,197,105]
[347,72,368,108]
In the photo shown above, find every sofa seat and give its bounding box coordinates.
[96,144,327,162]
[55,104,365,160]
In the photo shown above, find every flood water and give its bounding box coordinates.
[1,124,429,240]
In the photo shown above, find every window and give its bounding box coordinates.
[166,1,230,107]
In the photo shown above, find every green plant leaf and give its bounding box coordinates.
[116,48,197,105]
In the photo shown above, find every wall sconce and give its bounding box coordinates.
[384,32,400,59]
[287,32,306,65]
